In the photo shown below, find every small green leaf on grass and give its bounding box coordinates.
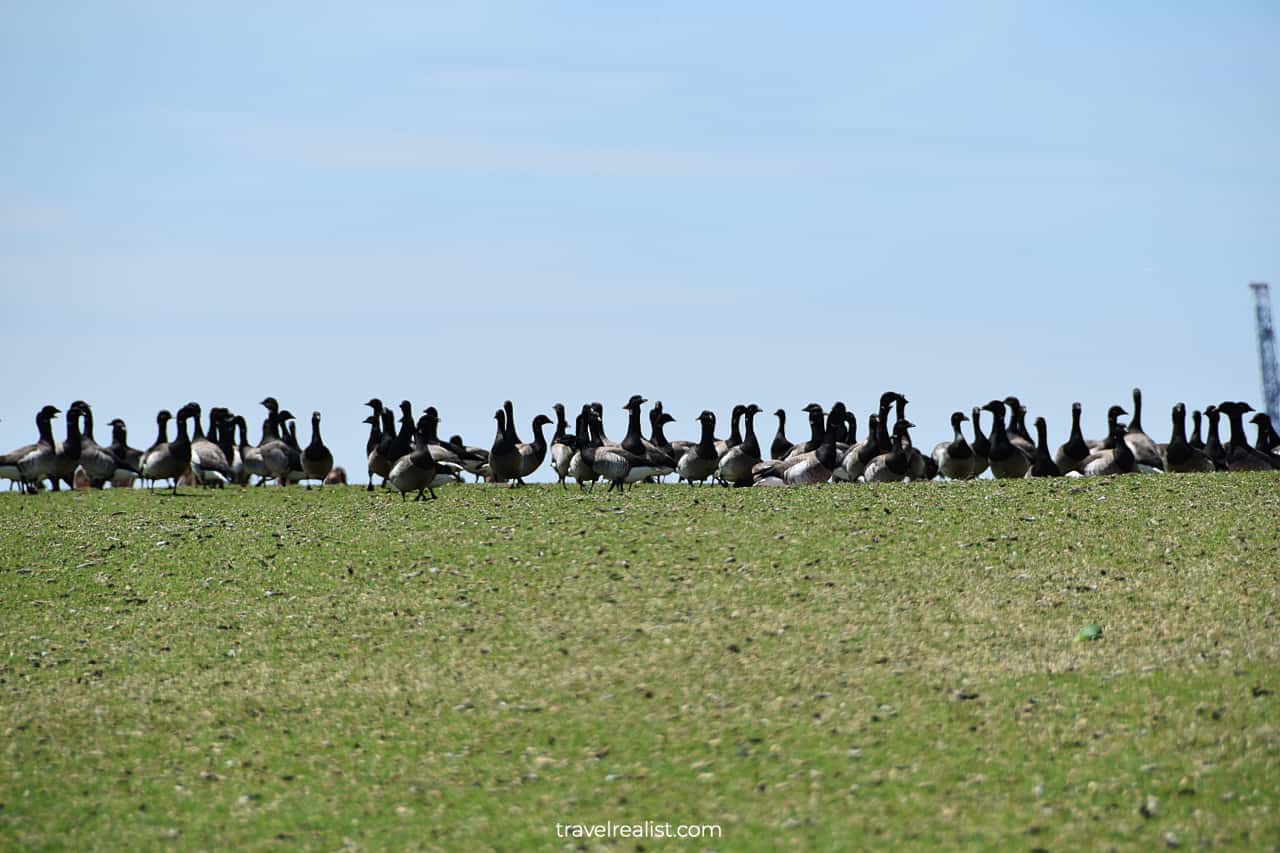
[1076,623,1102,642]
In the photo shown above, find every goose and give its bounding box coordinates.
[488,402,523,485]
[982,399,1031,479]
[369,407,399,486]
[969,406,990,477]
[1053,402,1090,475]
[783,404,824,459]
[235,415,276,485]
[302,411,334,488]
[416,408,465,465]
[835,412,878,483]
[1089,405,1129,451]
[894,398,929,480]
[278,410,307,483]
[1003,396,1034,446]
[363,399,392,489]
[676,410,720,485]
[140,404,195,494]
[932,411,978,480]
[0,405,61,493]
[74,402,138,487]
[755,410,842,485]
[1203,406,1228,471]
[1025,417,1062,477]
[715,405,747,458]
[830,403,850,445]
[1077,419,1136,476]
[864,419,915,483]
[384,401,416,468]
[1001,397,1036,461]
[107,417,142,488]
[550,403,576,487]
[1123,387,1165,471]
[187,402,233,487]
[568,407,601,489]
[362,412,383,490]
[49,401,86,490]
[587,412,647,492]
[1219,402,1280,471]
[646,403,679,468]
[770,408,793,461]
[618,395,676,483]
[1164,403,1215,473]
[446,433,490,481]
[254,407,294,486]
[1251,412,1280,454]
[715,404,762,486]
[387,423,442,501]
[515,413,554,484]
[1188,410,1206,451]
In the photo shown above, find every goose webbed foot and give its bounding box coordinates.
[428,487,438,500]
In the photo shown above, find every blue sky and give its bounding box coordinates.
[3,2,1278,477]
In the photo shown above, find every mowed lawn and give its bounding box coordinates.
[1,475,1277,850]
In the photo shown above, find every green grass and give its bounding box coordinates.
[2,475,1278,850]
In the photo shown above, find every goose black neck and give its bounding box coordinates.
[1130,392,1144,433]
[728,410,743,445]
[81,408,96,443]
[698,417,717,453]
[531,417,549,453]
[37,413,56,445]
[309,418,324,449]
[1189,411,1203,447]
[806,410,823,446]
[155,417,170,446]
[741,410,761,456]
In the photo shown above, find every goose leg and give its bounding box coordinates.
[428,487,438,500]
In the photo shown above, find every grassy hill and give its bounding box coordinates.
[2,475,1277,850]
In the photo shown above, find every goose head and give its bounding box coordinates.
[950,411,969,430]
[38,404,61,422]
[311,411,322,426]
[981,399,1007,418]
[878,392,902,412]
[260,397,279,413]
[365,398,383,412]
[278,409,297,424]
[155,409,172,425]
[362,415,377,426]
[698,410,716,427]
[108,417,126,429]
[399,400,414,419]
[532,414,553,430]
[623,394,647,412]
[1106,405,1127,424]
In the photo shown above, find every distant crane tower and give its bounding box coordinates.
[1251,282,1280,422]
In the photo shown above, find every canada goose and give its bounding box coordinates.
[784,404,824,459]
[982,400,1031,479]
[932,412,978,480]
[1219,402,1280,471]
[969,406,990,478]
[107,417,142,488]
[0,405,61,493]
[1123,388,1165,471]
[515,413,554,484]
[74,402,138,487]
[715,405,747,457]
[49,401,86,490]
[1078,419,1136,476]
[551,403,576,487]
[302,411,334,488]
[140,404,195,494]
[1165,403,1215,473]
[489,402,523,485]
[1203,406,1228,471]
[187,402,233,487]
[1025,417,1062,477]
[715,404,762,486]
[1189,410,1206,451]
[1250,412,1280,454]
[864,419,915,483]
[770,408,793,460]
[677,410,720,485]
[1054,402,1090,475]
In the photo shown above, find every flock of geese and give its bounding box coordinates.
[358,389,1280,499]
[3,389,1278,500]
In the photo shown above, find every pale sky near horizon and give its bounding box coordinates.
[3,2,1278,480]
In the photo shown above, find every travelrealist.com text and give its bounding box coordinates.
[555,821,722,840]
